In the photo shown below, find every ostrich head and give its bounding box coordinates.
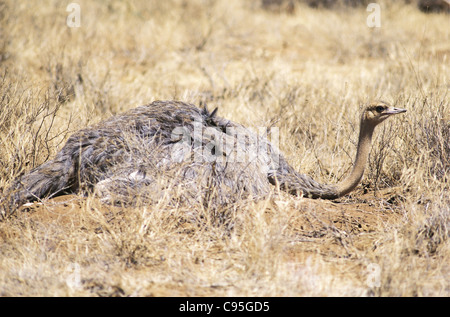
[362,101,407,127]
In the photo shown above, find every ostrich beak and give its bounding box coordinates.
[385,107,407,115]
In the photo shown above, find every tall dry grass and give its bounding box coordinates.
[0,0,448,296]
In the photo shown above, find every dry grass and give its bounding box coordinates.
[0,0,449,296]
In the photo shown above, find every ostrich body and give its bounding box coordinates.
[2,100,405,215]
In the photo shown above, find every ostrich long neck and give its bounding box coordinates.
[274,116,376,200]
[335,119,374,197]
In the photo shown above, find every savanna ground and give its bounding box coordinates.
[0,0,449,297]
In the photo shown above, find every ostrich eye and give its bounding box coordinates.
[375,106,385,113]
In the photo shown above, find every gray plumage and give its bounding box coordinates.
[1,100,406,217]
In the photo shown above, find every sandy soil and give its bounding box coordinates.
[10,191,405,296]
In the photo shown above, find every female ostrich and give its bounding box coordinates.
[2,100,405,216]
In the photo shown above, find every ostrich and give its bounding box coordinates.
[1,100,405,216]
